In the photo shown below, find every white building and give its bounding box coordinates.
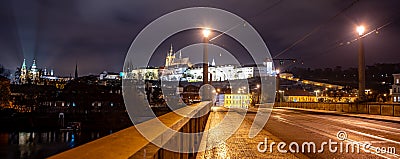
[123,46,274,82]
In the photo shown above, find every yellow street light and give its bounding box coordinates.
[356,26,365,36]
[202,28,211,38]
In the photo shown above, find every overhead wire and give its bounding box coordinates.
[302,18,397,61]
[273,0,360,58]
[209,0,284,42]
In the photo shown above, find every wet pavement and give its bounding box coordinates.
[196,107,301,159]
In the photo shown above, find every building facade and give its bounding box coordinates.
[17,59,66,85]
[222,94,252,108]
[392,74,400,103]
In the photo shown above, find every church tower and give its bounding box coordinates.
[74,62,78,79]
[20,59,27,84]
[165,44,175,67]
[30,59,39,83]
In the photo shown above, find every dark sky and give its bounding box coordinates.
[1,0,399,76]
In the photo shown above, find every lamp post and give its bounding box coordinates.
[202,28,211,85]
[278,90,285,102]
[275,69,280,102]
[357,25,366,101]
[314,90,320,102]
[256,84,260,104]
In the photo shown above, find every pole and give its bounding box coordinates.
[276,74,280,102]
[203,37,209,85]
[358,36,365,101]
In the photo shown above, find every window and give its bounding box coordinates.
[395,97,398,102]
[397,79,400,84]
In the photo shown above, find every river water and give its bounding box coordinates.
[0,129,115,159]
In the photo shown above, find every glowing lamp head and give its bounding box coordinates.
[202,28,211,38]
[356,26,365,36]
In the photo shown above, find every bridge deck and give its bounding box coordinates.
[196,107,301,159]
[49,102,211,159]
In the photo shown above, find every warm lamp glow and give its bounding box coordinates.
[202,28,211,38]
[356,26,365,36]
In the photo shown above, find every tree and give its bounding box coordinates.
[0,76,11,107]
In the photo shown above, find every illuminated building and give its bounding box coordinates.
[123,46,273,82]
[392,74,400,103]
[19,59,40,84]
[282,89,316,102]
[223,94,251,108]
[17,59,65,85]
[165,45,175,67]
[20,59,27,84]
[30,60,40,83]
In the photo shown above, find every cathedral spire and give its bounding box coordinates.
[169,44,173,56]
[22,59,26,69]
[74,62,78,79]
[32,59,37,69]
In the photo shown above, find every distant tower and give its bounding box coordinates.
[20,59,27,84]
[165,44,175,67]
[30,59,39,83]
[211,58,216,66]
[31,59,37,69]
[44,67,47,76]
[74,63,78,79]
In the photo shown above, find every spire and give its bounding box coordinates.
[169,44,173,56]
[22,59,26,69]
[212,58,215,66]
[32,59,36,69]
[179,50,182,59]
[74,62,78,79]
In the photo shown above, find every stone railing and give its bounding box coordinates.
[49,101,212,159]
[274,102,400,117]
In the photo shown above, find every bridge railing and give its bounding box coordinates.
[274,102,400,117]
[49,101,212,159]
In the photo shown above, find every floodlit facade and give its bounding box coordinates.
[19,59,55,84]
[223,94,251,108]
[392,74,400,103]
[123,45,274,82]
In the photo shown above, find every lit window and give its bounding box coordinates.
[395,97,398,102]
[397,79,400,84]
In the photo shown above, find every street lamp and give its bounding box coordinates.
[357,25,366,101]
[314,90,320,102]
[357,26,365,36]
[202,28,211,85]
[202,29,211,38]
[278,90,285,102]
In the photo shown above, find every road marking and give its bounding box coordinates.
[269,110,399,158]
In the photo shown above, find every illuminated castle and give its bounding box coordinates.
[19,59,54,84]
[164,45,192,68]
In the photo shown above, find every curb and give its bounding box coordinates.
[275,107,400,123]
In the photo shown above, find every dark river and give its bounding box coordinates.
[0,129,116,159]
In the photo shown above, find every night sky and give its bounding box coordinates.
[1,0,399,76]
